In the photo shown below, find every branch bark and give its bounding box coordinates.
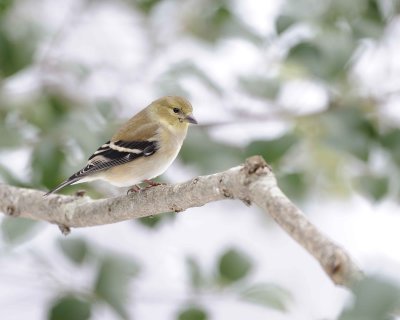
[0,156,362,287]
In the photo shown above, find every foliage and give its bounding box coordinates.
[218,248,252,284]
[48,295,91,320]
[1,217,40,244]
[183,249,290,312]
[339,276,400,320]
[177,306,208,320]
[58,238,89,265]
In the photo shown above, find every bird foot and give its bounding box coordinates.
[75,190,86,197]
[127,181,165,194]
[127,185,141,194]
[143,179,166,189]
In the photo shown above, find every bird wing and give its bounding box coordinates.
[80,139,158,177]
[44,123,159,196]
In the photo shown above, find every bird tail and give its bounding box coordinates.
[43,176,82,197]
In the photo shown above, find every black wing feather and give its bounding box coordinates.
[44,140,158,196]
[114,141,152,149]
[88,140,155,160]
[80,140,158,177]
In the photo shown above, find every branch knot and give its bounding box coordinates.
[243,156,270,175]
[241,156,271,186]
[6,205,18,216]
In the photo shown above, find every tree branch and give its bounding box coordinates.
[0,156,362,287]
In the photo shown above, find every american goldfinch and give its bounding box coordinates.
[44,96,197,196]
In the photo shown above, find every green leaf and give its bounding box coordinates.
[321,107,377,162]
[180,130,243,173]
[275,15,297,34]
[325,134,370,162]
[287,41,323,76]
[287,32,355,81]
[380,129,400,165]
[184,0,260,43]
[1,217,39,244]
[23,93,70,130]
[186,256,204,289]
[94,256,139,319]
[245,134,298,164]
[218,248,252,284]
[31,138,66,188]
[0,122,23,147]
[349,0,386,39]
[339,276,400,320]
[0,0,13,15]
[133,0,162,13]
[161,61,223,95]
[0,27,36,77]
[49,295,91,320]
[137,212,175,229]
[0,163,25,186]
[189,2,232,42]
[280,0,326,20]
[47,94,70,120]
[355,174,389,201]
[278,172,307,200]
[315,31,355,80]
[239,76,280,99]
[58,238,89,265]
[177,306,208,320]
[240,283,291,311]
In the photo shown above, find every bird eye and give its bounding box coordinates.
[173,107,180,113]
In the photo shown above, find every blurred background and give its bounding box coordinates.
[1,0,400,319]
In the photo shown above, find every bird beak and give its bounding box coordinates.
[185,114,198,124]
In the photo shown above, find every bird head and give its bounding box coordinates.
[151,96,198,129]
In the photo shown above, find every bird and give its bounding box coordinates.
[44,96,197,196]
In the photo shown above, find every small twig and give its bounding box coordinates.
[58,224,71,236]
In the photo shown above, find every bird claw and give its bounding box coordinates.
[127,180,165,194]
[127,185,141,194]
[143,179,165,189]
[75,190,86,197]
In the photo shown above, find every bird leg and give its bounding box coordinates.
[127,180,165,194]
[127,185,141,194]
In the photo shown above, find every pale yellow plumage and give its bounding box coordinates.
[44,96,197,196]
